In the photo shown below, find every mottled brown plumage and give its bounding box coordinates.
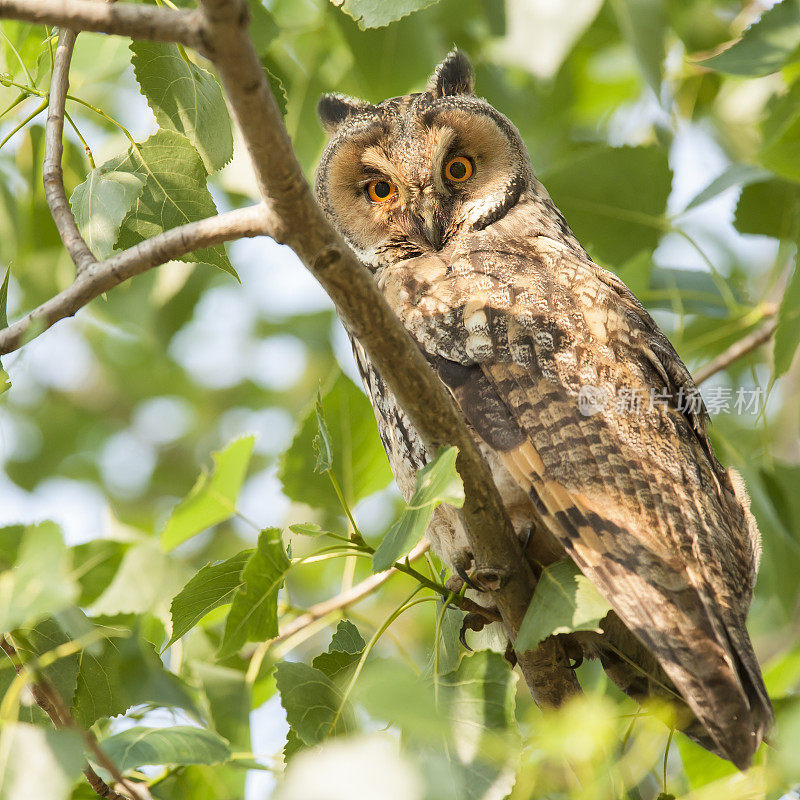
[315,50,773,768]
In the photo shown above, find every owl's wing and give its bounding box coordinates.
[379,227,772,767]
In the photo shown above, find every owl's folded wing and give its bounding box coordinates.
[381,233,772,767]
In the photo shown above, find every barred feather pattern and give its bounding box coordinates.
[352,194,773,768]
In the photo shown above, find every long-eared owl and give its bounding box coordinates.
[314,50,773,769]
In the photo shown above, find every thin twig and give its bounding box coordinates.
[0,636,142,800]
[268,540,432,648]
[0,203,273,354]
[694,316,779,385]
[0,0,208,53]
[44,28,96,274]
[254,540,500,661]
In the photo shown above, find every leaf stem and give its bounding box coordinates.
[0,97,48,150]
[64,109,95,168]
[326,588,435,737]
[326,469,364,544]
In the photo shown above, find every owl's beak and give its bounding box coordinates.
[418,195,444,251]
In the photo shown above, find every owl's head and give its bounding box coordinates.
[315,50,532,269]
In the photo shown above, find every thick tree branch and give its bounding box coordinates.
[0,204,273,355]
[694,315,779,385]
[45,28,97,274]
[0,636,143,800]
[0,0,207,52]
[195,0,579,704]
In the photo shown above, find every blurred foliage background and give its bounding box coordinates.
[1,0,800,798]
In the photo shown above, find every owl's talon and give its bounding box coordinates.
[522,526,534,552]
[459,611,489,651]
[569,655,583,670]
[456,564,483,592]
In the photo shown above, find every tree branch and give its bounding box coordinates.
[195,0,579,705]
[271,541,432,648]
[45,28,96,274]
[0,203,273,355]
[694,314,779,386]
[0,636,143,800]
[0,0,207,52]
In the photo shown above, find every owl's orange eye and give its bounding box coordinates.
[444,156,473,182]
[366,179,396,203]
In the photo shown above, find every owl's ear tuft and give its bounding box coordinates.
[317,94,373,134]
[427,50,474,98]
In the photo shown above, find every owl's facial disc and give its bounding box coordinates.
[317,108,526,265]
[315,51,531,269]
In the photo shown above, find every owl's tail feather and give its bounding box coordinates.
[579,613,773,768]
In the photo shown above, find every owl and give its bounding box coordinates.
[314,51,773,768]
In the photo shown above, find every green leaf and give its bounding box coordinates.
[333,0,441,29]
[0,725,84,800]
[358,652,518,797]
[329,619,365,654]
[193,662,252,750]
[760,79,800,183]
[72,627,198,728]
[0,267,9,397]
[288,522,331,537]
[275,661,354,745]
[0,361,8,398]
[167,550,252,648]
[0,526,24,570]
[646,266,738,318]
[542,145,671,265]
[428,603,462,677]
[218,528,290,658]
[372,446,464,572]
[611,0,667,94]
[439,650,519,800]
[313,392,333,474]
[110,129,236,277]
[683,164,772,212]
[699,0,800,76]
[734,179,800,240]
[279,373,392,515]
[90,539,192,618]
[12,618,80,723]
[247,0,279,50]
[0,266,9,329]
[162,435,256,551]
[764,645,800,696]
[516,559,611,651]
[130,41,233,173]
[69,168,145,260]
[676,735,737,789]
[311,620,366,684]
[0,523,78,632]
[99,726,231,772]
[264,61,288,118]
[774,249,800,378]
[71,539,128,606]
[739,463,800,615]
